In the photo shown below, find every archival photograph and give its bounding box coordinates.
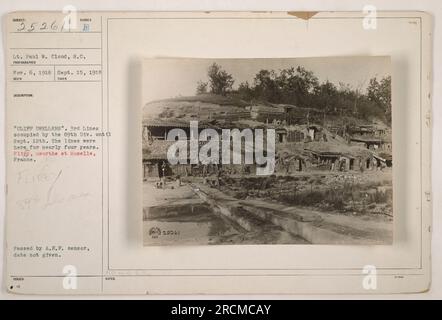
[142,57,393,245]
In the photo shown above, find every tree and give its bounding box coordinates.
[252,66,319,107]
[312,80,339,111]
[280,66,319,107]
[367,76,392,124]
[192,62,390,126]
[253,69,279,102]
[196,81,208,95]
[207,63,234,95]
[237,81,253,101]
[337,82,361,116]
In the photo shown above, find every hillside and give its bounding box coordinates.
[143,93,389,129]
[143,94,250,120]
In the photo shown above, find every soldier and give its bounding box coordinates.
[161,161,167,188]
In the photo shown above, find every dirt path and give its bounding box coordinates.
[143,181,308,245]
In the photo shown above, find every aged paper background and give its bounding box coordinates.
[2,9,433,295]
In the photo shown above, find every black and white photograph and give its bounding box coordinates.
[142,57,393,245]
[2,7,436,297]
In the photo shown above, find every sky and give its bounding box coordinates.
[142,56,391,104]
